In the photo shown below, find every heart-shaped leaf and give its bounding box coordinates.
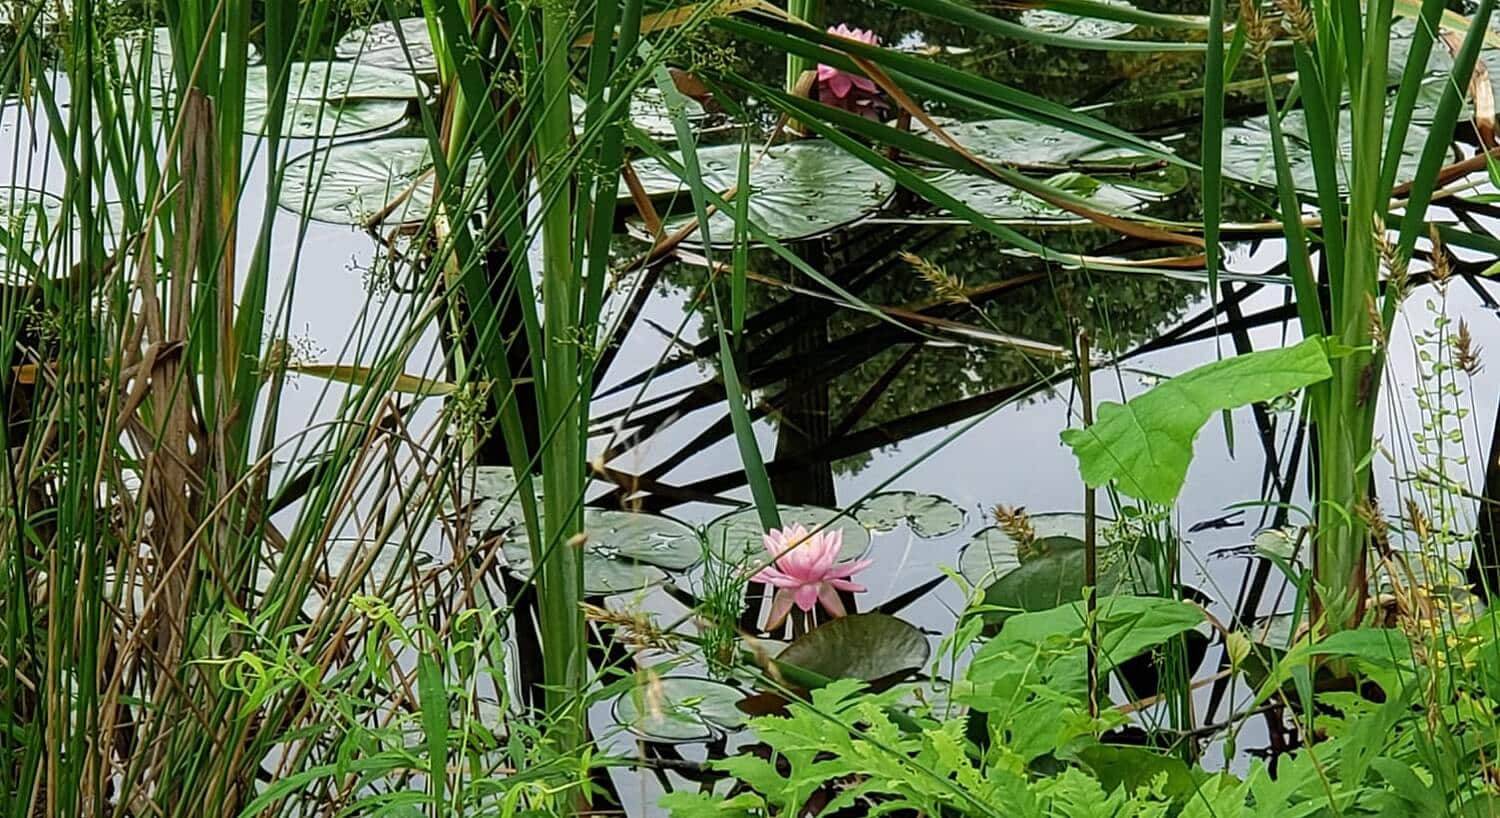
[980,541,1156,627]
[1060,337,1332,504]
[957,511,1099,585]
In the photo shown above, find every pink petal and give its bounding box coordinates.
[793,583,820,612]
[823,558,872,579]
[850,75,879,94]
[828,577,866,593]
[827,73,854,99]
[764,590,796,630]
[758,571,803,590]
[817,584,848,617]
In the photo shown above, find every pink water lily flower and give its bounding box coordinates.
[816,25,890,120]
[752,523,872,629]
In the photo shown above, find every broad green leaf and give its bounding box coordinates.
[972,595,1205,679]
[1060,337,1332,504]
[956,512,1094,585]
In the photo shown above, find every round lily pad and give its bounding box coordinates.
[626,87,708,140]
[612,675,746,742]
[501,508,701,595]
[336,17,439,76]
[926,169,1150,223]
[630,140,895,245]
[1019,0,1138,39]
[0,187,63,284]
[774,612,930,683]
[703,504,871,566]
[447,465,542,534]
[279,137,484,225]
[956,511,1094,585]
[244,61,424,138]
[852,491,966,538]
[1222,107,1430,194]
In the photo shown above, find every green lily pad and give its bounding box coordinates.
[631,140,895,244]
[1018,0,1138,39]
[336,17,439,76]
[447,465,541,534]
[279,137,484,225]
[625,87,708,140]
[0,187,63,284]
[612,675,746,742]
[852,491,966,538]
[775,613,930,682]
[703,504,871,566]
[956,512,1095,586]
[980,541,1158,627]
[1222,107,1433,194]
[244,61,425,138]
[925,119,1184,191]
[926,169,1152,223]
[114,27,262,105]
[501,508,701,595]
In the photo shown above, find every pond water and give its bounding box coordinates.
[8,2,1500,813]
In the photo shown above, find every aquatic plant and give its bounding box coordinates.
[753,523,872,628]
[816,25,890,119]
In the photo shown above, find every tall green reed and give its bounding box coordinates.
[1237,0,1494,628]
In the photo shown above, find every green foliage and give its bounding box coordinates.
[1060,337,1332,504]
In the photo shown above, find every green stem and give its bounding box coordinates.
[536,0,587,754]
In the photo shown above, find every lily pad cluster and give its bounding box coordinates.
[449,466,701,595]
[113,27,263,105]
[611,613,929,743]
[1221,106,1432,194]
[852,490,966,538]
[917,118,1187,223]
[243,61,427,139]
